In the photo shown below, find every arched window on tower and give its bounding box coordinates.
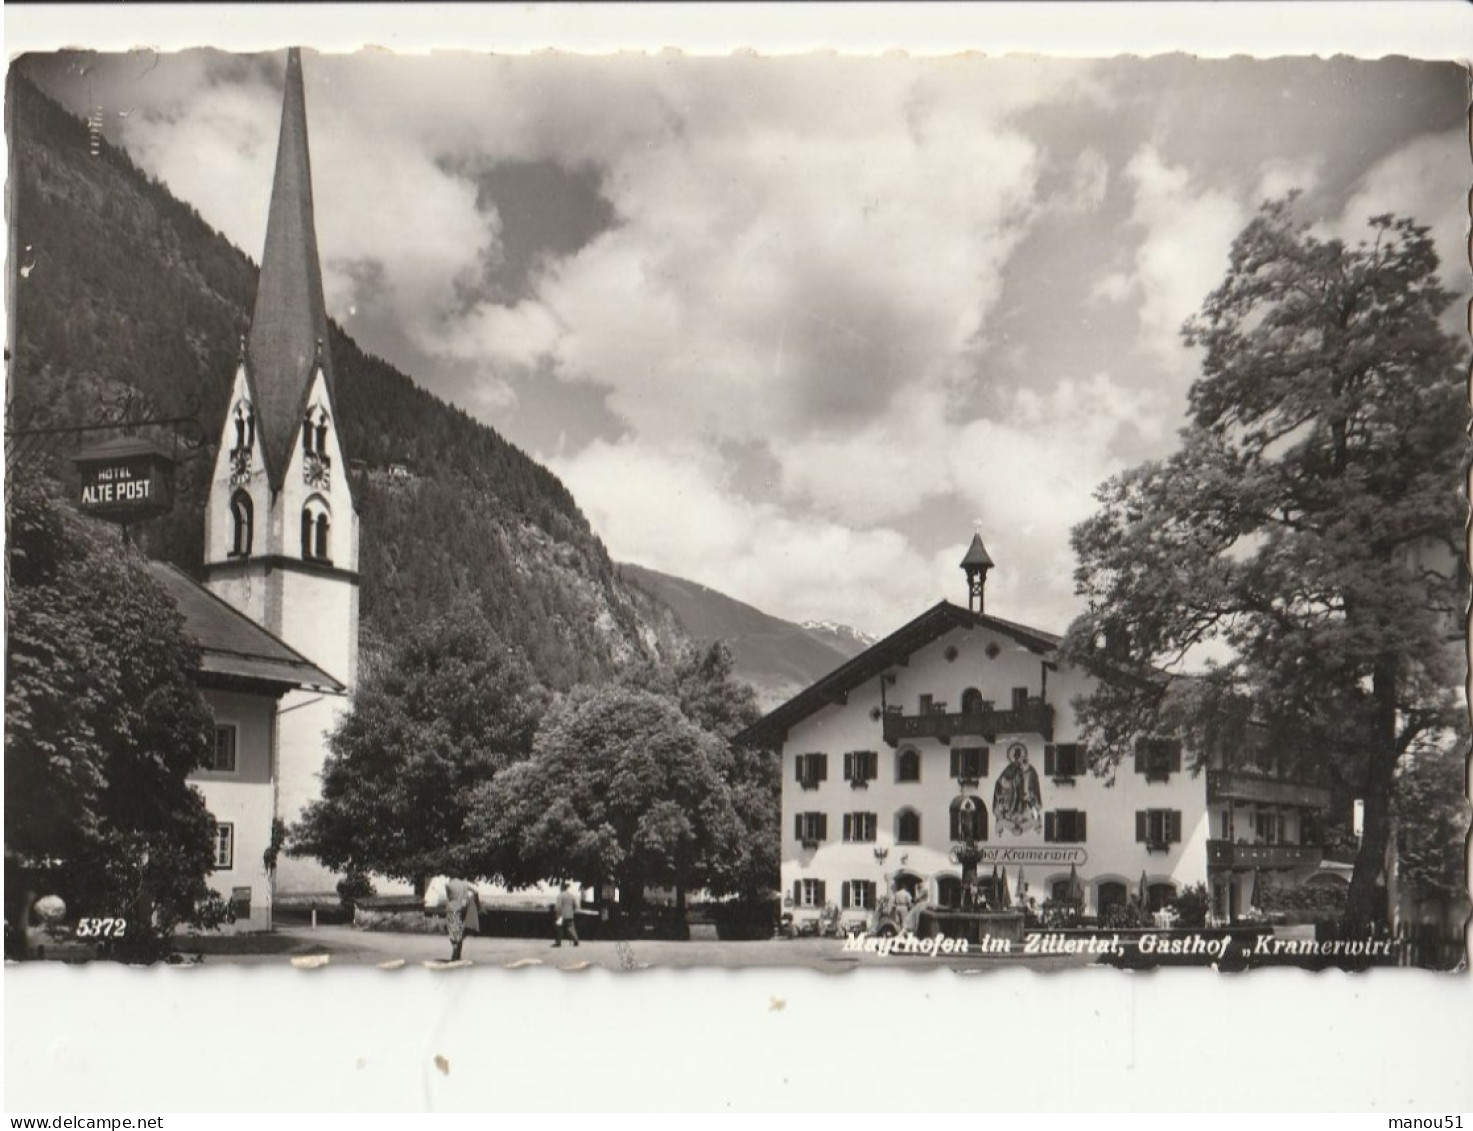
[302,495,331,563]
[302,406,332,489]
[229,490,253,557]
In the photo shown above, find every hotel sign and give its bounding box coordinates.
[978,846,1087,866]
[72,438,175,523]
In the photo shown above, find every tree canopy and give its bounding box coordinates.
[465,684,748,910]
[5,477,223,960]
[289,601,542,893]
[1063,196,1466,928]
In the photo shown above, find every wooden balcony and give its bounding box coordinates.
[1206,840,1322,869]
[1207,770,1332,809]
[883,701,1054,746]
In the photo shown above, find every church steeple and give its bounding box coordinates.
[249,47,336,491]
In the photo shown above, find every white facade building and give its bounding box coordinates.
[742,536,1336,933]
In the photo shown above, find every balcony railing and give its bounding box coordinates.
[1207,770,1332,809]
[883,700,1055,746]
[1206,840,1322,869]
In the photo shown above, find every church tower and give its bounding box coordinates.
[202,48,359,895]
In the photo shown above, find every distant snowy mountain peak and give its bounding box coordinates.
[801,620,879,649]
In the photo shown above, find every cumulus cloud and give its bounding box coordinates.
[1331,128,1467,294]
[544,437,939,635]
[1116,145,1247,367]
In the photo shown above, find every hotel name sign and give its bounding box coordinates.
[74,446,175,523]
[977,846,1087,866]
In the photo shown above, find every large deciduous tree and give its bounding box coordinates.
[466,685,746,915]
[289,602,541,895]
[5,477,223,960]
[622,642,778,900]
[1063,197,1466,929]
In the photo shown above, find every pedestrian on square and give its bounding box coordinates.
[446,877,480,962]
[552,881,580,947]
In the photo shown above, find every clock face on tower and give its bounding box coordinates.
[303,451,331,491]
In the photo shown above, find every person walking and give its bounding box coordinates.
[446,877,480,962]
[552,881,580,947]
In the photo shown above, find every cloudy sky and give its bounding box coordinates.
[21,49,1467,637]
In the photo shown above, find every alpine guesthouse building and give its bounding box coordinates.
[742,536,1334,932]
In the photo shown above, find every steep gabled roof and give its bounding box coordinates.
[146,562,343,694]
[735,600,1061,747]
[248,48,340,493]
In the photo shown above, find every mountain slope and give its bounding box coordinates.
[618,563,870,708]
[7,71,684,690]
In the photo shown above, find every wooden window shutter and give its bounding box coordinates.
[844,752,854,780]
[842,882,851,908]
[1078,812,1087,842]
[842,813,853,841]
[793,880,801,904]
[950,749,960,777]
[1134,737,1146,775]
[1045,812,1057,842]
[794,814,803,839]
[1135,811,1147,842]
[1169,810,1183,843]
[796,757,804,783]
[816,880,826,905]
[979,746,990,776]
[818,814,828,840]
[1045,745,1057,775]
[865,750,877,778]
[818,754,828,781]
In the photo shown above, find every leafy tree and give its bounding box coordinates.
[466,685,746,916]
[5,476,223,961]
[624,642,779,900]
[289,601,541,895]
[1063,196,1466,930]
[1392,733,1471,909]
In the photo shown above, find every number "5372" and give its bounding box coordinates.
[75,918,127,938]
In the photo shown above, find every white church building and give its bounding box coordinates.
[196,48,359,899]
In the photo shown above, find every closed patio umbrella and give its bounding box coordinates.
[1067,863,1084,910]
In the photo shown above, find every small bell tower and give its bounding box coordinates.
[960,533,994,614]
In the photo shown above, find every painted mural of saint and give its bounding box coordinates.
[992,744,1042,836]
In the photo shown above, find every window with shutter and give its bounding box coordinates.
[896,809,920,844]
[1169,811,1183,844]
[815,880,826,906]
[897,749,921,782]
[842,881,851,909]
[1045,745,1057,775]
[1135,811,1148,842]
[1046,810,1086,843]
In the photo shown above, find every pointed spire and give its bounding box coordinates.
[248,47,335,489]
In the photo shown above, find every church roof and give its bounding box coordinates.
[146,562,343,694]
[735,600,1061,747]
[248,48,341,493]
